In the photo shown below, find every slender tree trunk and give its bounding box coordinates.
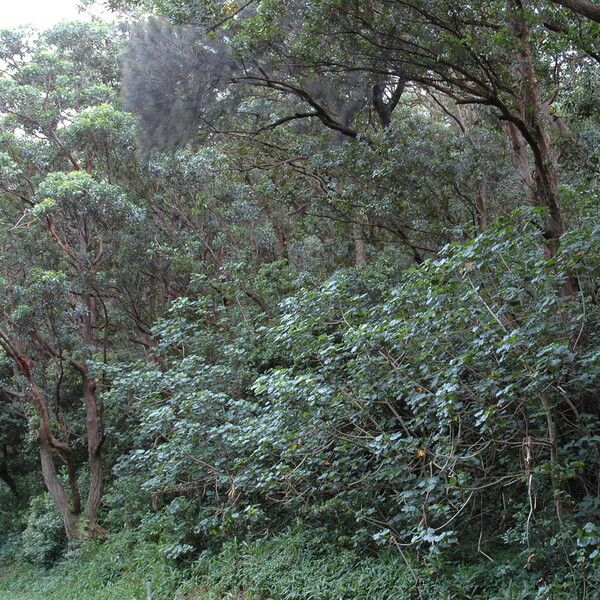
[508,0,564,252]
[74,213,105,528]
[539,394,565,522]
[84,377,103,525]
[65,451,82,516]
[81,295,103,526]
[455,105,489,231]
[475,181,488,231]
[353,222,367,267]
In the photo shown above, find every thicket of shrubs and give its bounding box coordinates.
[3,209,596,599]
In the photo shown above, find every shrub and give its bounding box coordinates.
[20,493,66,565]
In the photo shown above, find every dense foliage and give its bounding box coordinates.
[0,0,599,598]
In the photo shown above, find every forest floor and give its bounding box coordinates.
[0,531,566,600]
[0,562,161,599]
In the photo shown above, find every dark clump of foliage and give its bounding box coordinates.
[0,0,599,598]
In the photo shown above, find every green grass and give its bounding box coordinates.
[0,529,418,600]
[0,528,594,600]
[0,534,186,600]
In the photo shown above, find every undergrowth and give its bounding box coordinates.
[2,527,597,600]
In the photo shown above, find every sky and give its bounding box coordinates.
[0,0,109,30]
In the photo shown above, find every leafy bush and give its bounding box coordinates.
[105,208,599,593]
[20,494,66,565]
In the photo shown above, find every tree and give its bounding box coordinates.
[0,22,133,540]
[122,0,598,254]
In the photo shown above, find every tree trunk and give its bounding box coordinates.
[84,378,103,525]
[372,79,406,128]
[65,453,82,516]
[30,379,81,540]
[539,393,565,522]
[353,222,367,267]
[475,181,488,231]
[508,0,564,253]
[81,295,104,526]
[39,436,79,541]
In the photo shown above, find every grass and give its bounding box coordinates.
[0,527,593,600]
[0,534,185,600]
[0,528,417,600]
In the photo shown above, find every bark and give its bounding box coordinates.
[76,216,104,526]
[65,455,82,516]
[454,106,490,230]
[353,222,367,267]
[24,343,99,538]
[508,0,564,252]
[372,79,406,128]
[84,378,103,525]
[540,393,565,522]
[19,354,100,540]
[11,210,108,541]
[39,437,79,540]
[0,333,81,539]
[81,295,104,526]
[30,380,80,540]
[475,181,488,231]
